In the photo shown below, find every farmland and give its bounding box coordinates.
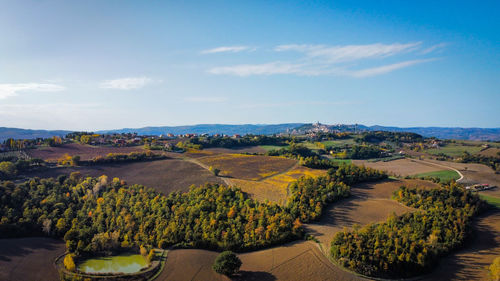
[230,165,326,204]
[352,158,443,177]
[27,143,147,161]
[425,143,483,157]
[414,169,461,182]
[197,153,297,180]
[0,237,66,281]
[1,132,500,281]
[24,159,224,194]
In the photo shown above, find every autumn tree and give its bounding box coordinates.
[212,251,242,276]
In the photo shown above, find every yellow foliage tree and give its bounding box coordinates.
[64,254,76,272]
[490,256,500,281]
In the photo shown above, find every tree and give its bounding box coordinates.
[0,161,17,179]
[212,251,242,276]
[146,249,156,264]
[490,256,500,281]
[140,245,148,256]
[209,166,221,176]
[64,254,76,272]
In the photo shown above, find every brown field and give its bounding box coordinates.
[197,154,297,181]
[159,241,364,281]
[0,237,66,281]
[24,159,224,194]
[230,165,326,204]
[428,209,500,281]
[158,249,229,281]
[306,179,437,253]
[478,147,500,157]
[27,143,147,161]
[204,146,267,154]
[352,158,444,177]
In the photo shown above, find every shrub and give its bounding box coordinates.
[209,166,220,176]
[212,251,242,276]
[146,249,156,264]
[490,256,500,281]
[63,254,76,272]
[0,161,17,180]
[140,245,148,256]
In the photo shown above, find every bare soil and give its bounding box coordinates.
[27,143,146,161]
[428,209,500,281]
[197,154,297,181]
[352,158,443,177]
[204,146,267,154]
[24,159,224,194]
[478,147,500,157]
[0,237,66,281]
[158,249,229,281]
[306,179,435,254]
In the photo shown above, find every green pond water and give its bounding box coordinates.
[77,254,148,274]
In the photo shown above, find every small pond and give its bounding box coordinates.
[77,253,148,274]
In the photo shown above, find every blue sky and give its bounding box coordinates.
[0,0,499,130]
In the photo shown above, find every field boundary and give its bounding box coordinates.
[410,158,464,182]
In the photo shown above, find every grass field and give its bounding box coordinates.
[426,144,483,157]
[258,145,289,151]
[413,170,460,182]
[321,139,356,148]
[329,158,352,165]
[197,153,296,181]
[479,194,500,209]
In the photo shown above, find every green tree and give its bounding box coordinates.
[212,251,242,276]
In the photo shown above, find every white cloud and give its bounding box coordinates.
[420,43,447,54]
[209,62,304,76]
[239,100,359,109]
[201,46,254,54]
[208,42,441,78]
[0,83,65,99]
[184,96,228,103]
[100,77,153,90]
[347,59,437,78]
[275,42,422,63]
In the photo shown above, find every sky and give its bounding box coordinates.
[0,0,499,130]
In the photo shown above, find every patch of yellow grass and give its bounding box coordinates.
[231,166,327,204]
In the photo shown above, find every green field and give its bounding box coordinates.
[413,170,460,182]
[479,194,500,209]
[321,139,355,148]
[259,145,289,152]
[330,159,352,165]
[426,144,483,157]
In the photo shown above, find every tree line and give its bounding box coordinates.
[0,163,386,258]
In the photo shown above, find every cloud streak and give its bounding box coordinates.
[100,77,153,90]
[208,42,441,78]
[0,83,65,99]
[201,46,254,54]
[348,58,437,77]
[275,42,421,63]
[184,96,228,103]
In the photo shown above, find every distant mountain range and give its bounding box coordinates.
[1,124,499,141]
